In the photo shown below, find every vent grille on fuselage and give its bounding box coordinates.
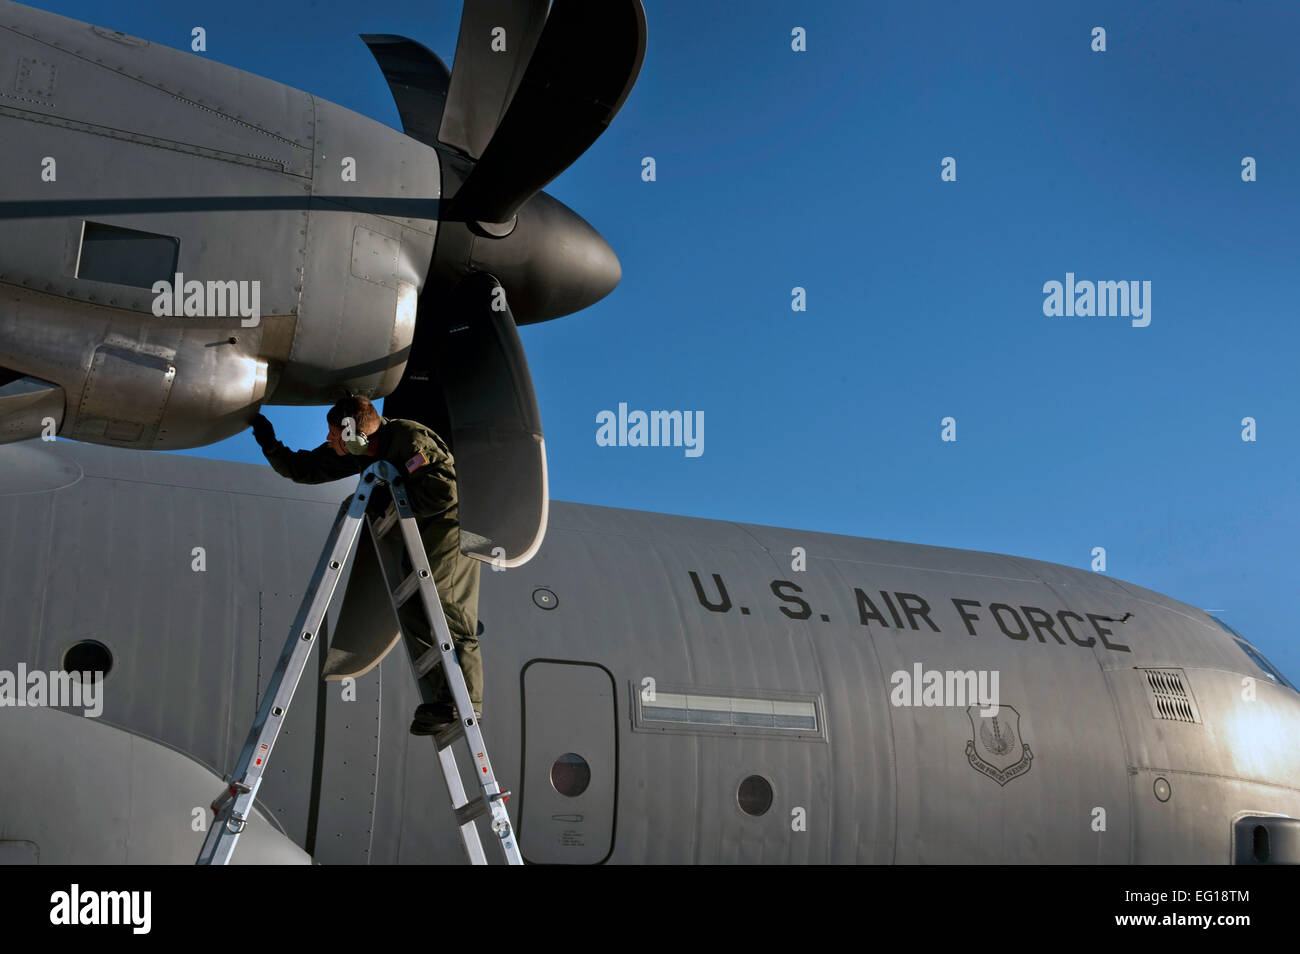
[1141,668,1202,724]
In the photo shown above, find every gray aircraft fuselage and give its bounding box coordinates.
[1,438,1297,864]
[0,1,1296,865]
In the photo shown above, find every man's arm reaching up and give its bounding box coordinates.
[251,413,359,484]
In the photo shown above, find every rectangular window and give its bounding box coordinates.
[633,684,824,740]
[76,221,179,289]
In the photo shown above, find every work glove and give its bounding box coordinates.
[251,413,278,452]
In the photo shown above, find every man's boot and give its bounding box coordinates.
[410,700,482,736]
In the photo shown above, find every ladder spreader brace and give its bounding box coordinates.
[197,460,523,865]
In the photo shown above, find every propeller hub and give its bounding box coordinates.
[465,191,620,324]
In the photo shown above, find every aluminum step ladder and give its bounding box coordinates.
[197,459,522,865]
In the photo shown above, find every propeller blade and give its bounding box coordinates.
[437,0,551,160]
[360,34,451,149]
[384,272,547,567]
[450,0,648,225]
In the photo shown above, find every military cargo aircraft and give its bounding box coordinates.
[0,0,1296,864]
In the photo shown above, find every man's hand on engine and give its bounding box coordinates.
[251,413,278,452]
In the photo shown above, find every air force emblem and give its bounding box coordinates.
[965,705,1033,786]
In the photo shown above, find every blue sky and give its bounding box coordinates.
[42,0,1300,679]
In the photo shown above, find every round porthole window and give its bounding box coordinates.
[62,639,112,680]
[550,753,591,797]
[738,774,773,816]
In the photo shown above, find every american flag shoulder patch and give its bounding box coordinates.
[405,452,428,473]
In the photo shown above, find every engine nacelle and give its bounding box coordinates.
[0,2,438,449]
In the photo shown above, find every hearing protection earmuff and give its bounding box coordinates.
[340,416,370,454]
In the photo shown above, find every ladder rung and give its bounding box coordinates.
[372,504,399,538]
[392,570,425,607]
[455,795,490,826]
[434,720,465,748]
[414,647,442,678]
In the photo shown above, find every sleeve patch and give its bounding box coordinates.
[406,452,429,474]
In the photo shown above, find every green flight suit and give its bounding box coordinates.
[261,417,483,709]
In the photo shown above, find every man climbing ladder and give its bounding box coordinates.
[198,450,520,865]
[252,395,481,734]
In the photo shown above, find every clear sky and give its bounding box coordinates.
[40,0,1300,680]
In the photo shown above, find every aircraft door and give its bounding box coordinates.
[519,660,617,864]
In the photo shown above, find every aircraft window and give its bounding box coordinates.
[1212,616,1296,690]
[642,691,818,731]
[61,639,112,679]
[737,775,773,817]
[1233,638,1296,691]
[1215,617,1243,638]
[549,753,590,798]
[76,221,179,290]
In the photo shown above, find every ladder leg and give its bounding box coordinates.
[438,746,489,864]
[376,475,523,865]
[197,479,375,865]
